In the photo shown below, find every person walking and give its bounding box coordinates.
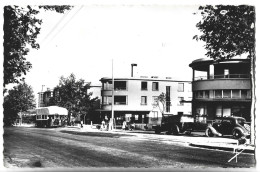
[122,121,126,130]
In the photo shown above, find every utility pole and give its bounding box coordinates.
[111,59,114,130]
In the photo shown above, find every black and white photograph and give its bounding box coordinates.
[1,0,258,171]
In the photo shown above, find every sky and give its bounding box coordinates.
[20,3,208,99]
[3,1,258,104]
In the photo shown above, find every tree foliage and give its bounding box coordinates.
[50,73,99,123]
[193,5,255,60]
[4,5,72,87]
[156,92,166,115]
[3,82,36,126]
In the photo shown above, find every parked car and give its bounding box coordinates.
[152,114,194,135]
[205,116,250,139]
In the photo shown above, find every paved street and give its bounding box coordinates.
[3,126,256,169]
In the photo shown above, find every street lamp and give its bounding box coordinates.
[131,63,137,77]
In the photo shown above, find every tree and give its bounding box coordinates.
[51,73,99,125]
[4,5,72,88]
[193,5,256,144]
[3,82,36,126]
[157,92,166,115]
[193,5,255,60]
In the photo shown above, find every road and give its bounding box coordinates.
[3,126,256,169]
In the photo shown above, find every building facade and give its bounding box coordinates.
[189,58,251,123]
[98,76,192,129]
[38,88,54,107]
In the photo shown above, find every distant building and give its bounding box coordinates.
[37,86,101,108]
[189,57,251,123]
[98,76,192,129]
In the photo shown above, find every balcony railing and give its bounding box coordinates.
[102,102,127,105]
[194,74,250,81]
[102,85,127,90]
[114,87,127,91]
[114,102,127,105]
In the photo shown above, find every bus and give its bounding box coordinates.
[35,106,68,127]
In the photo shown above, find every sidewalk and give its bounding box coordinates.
[77,125,255,154]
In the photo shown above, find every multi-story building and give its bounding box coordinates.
[38,88,53,107]
[37,86,101,108]
[98,76,192,129]
[189,57,251,123]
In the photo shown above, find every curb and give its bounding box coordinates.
[61,127,256,154]
[189,143,255,153]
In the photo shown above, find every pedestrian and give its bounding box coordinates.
[122,121,126,130]
[130,122,135,131]
[80,120,83,128]
[101,120,105,130]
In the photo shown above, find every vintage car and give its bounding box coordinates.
[205,116,250,139]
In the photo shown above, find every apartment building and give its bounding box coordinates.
[98,76,192,129]
[189,57,251,123]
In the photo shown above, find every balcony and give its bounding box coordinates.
[193,74,251,91]
[194,74,250,81]
[102,85,127,91]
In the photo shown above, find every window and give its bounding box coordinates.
[152,82,159,91]
[232,90,240,98]
[241,90,247,99]
[215,90,222,98]
[196,91,203,98]
[141,96,147,105]
[178,83,184,92]
[178,97,184,106]
[141,82,148,90]
[209,90,214,98]
[114,81,127,90]
[241,90,251,99]
[223,108,231,117]
[114,96,127,105]
[103,81,112,90]
[223,90,231,98]
[216,105,222,117]
[247,90,251,99]
[103,96,112,105]
[204,91,209,98]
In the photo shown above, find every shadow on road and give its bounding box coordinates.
[60,130,136,138]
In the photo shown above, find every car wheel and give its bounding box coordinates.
[232,129,242,139]
[205,128,214,137]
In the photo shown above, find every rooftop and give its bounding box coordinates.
[100,76,192,82]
